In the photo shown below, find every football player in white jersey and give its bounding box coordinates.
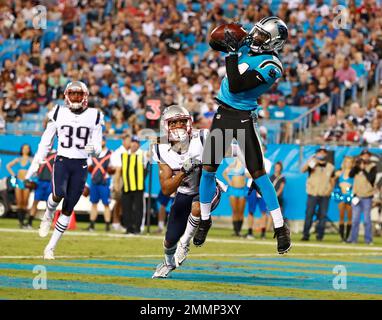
[152,105,226,278]
[25,81,104,260]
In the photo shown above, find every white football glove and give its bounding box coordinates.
[25,160,40,180]
[181,157,202,175]
[84,144,95,155]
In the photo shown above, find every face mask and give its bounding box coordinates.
[170,128,188,142]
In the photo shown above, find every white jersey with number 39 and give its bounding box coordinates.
[34,105,104,162]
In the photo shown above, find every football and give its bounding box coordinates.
[209,23,248,52]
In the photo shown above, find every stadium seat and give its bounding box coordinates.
[278,81,292,96]
[46,20,62,29]
[15,40,32,55]
[191,3,201,12]
[176,2,186,12]
[194,42,209,55]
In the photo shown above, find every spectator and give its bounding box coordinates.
[0,107,6,132]
[299,82,320,108]
[352,106,369,133]
[366,96,378,121]
[109,109,129,136]
[19,89,39,114]
[285,85,302,106]
[301,148,335,241]
[322,115,344,142]
[14,72,32,99]
[344,120,361,143]
[2,96,22,123]
[335,58,357,101]
[120,84,139,110]
[269,96,291,120]
[362,118,382,147]
[348,149,377,244]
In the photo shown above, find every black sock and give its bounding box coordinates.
[261,227,266,238]
[339,224,345,240]
[233,221,239,235]
[28,215,34,226]
[17,210,25,226]
[238,220,243,234]
[105,222,111,231]
[90,221,95,229]
[248,228,253,235]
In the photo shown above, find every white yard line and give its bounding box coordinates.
[0,252,382,260]
[1,227,382,252]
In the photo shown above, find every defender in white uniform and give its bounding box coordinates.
[26,81,104,260]
[152,105,225,278]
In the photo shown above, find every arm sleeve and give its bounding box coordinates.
[225,54,267,93]
[92,112,104,157]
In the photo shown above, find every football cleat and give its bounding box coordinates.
[39,213,53,238]
[152,262,176,279]
[193,217,212,247]
[174,242,190,267]
[274,223,292,254]
[43,247,55,260]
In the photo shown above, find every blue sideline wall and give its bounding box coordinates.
[0,134,380,221]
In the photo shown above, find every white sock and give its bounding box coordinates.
[270,208,284,229]
[200,203,211,221]
[158,221,165,230]
[164,244,176,266]
[45,194,60,219]
[46,214,70,251]
[180,214,200,246]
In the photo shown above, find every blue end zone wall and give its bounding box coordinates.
[1,134,380,221]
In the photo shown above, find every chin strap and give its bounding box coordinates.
[171,139,190,154]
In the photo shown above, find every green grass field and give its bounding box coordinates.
[0,218,382,300]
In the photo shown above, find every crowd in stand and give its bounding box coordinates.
[0,0,381,141]
[320,92,382,146]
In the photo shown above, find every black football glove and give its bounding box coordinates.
[224,29,240,53]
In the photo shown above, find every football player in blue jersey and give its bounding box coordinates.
[195,17,292,254]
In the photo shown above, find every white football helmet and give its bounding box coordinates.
[161,105,192,143]
[246,16,288,53]
[64,81,89,112]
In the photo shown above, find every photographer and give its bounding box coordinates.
[348,149,377,244]
[301,148,335,241]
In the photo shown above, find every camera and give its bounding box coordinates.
[355,158,364,167]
